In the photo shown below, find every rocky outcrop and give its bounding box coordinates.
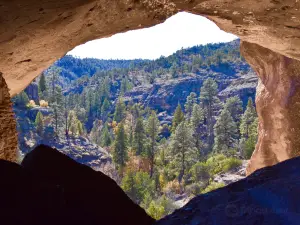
[241,41,300,175]
[156,156,300,225]
[0,74,17,162]
[0,144,154,225]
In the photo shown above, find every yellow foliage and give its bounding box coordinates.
[39,100,49,107]
[163,180,181,195]
[126,151,150,173]
[28,100,36,107]
[159,174,166,190]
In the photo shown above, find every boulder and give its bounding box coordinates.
[0,144,155,225]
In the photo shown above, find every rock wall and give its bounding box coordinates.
[241,41,300,175]
[0,73,17,162]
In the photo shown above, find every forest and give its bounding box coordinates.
[13,40,257,219]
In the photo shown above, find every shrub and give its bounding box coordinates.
[190,162,210,183]
[185,183,202,196]
[201,182,225,194]
[163,180,181,195]
[147,201,165,220]
[26,100,36,108]
[39,100,49,107]
[222,158,242,172]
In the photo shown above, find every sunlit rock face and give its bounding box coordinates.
[241,41,300,175]
[1,0,300,96]
[0,73,17,162]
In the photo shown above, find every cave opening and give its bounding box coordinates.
[10,12,258,219]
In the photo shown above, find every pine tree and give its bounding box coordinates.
[35,111,44,136]
[200,78,219,149]
[114,98,126,122]
[191,104,205,160]
[240,98,256,138]
[184,92,197,119]
[101,98,110,120]
[146,111,160,177]
[52,86,64,135]
[113,122,128,175]
[39,73,46,91]
[100,123,112,147]
[14,91,29,108]
[171,121,196,185]
[213,108,237,153]
[224,96,243,123]
[241,118,258,159]
[133,117,146,155]
[171,104,184,133]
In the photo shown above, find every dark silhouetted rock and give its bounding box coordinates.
[0,144,154,225]
[156,156,300,225]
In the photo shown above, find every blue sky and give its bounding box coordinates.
[68,12,237,60]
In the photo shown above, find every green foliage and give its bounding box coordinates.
[171,104,184,133]
[146,111,160,177]
[184,92,197,118]
[171,121,196,184]
[190,162,210,183]
[147,201,165,220]
[200,78,219,149]
[224,96,243,123]
[101,123,112,147]
[240,98,256,138]
[241,118,258,159]
[113,98,126,123]
[113,122,128,174]
[35,111,44,136]
[121,171,155,204]
[191,104,205,160]
[201,182,225,194]
[14,91,29,108]
[214,108,237,153]
[39,73,47,94]
[205,154,242,176]
[133,117,146,155]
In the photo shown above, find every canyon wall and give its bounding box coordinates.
[1,0,300,173]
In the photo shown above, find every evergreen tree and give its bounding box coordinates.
[171,104,184,133]
[52,86,64,135]
[38,72,47,99]
[100,123,112,147]
[101,98,110,120]
[240,98,256,138]
[213,108,237,153]
[191,104,205,160]
[77,120,84,136]
[171,121,196,185]
[35,111,44,136]
[200,78,219,149]
[14,91,29,108]
[114,98,126,122]
[184,92,197,119]
[146,111,160,177]
[133,117,146,155]
[224,96,243,123]
[113,122,128,175]
[241,118,258,159]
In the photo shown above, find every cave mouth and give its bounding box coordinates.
[10,12,258,219]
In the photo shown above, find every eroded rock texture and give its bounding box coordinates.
[0,73,17,162]
[241,41,300,175]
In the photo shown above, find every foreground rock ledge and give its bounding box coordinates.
[156,156,300,225]
[0,145,154,225]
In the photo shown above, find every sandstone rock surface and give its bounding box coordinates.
[241,41,300,175]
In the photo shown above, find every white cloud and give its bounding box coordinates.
[68,12,237,60]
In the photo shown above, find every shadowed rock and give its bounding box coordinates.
[0,144,154,225]
[156,156,300,225]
